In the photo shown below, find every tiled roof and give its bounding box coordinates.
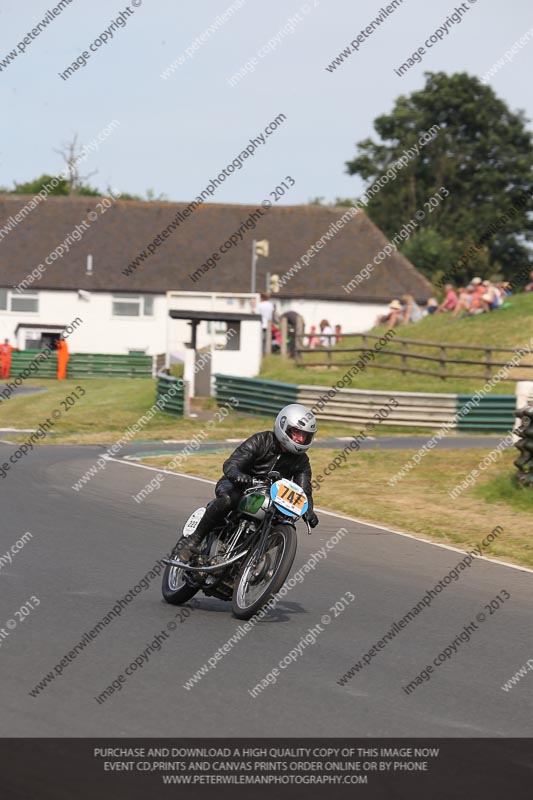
[0,195,433,302]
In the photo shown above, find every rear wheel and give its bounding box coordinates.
[232,525,297,620]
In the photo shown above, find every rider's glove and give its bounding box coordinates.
[307,511,319,528]
[234,473,253,487]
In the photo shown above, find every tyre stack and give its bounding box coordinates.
[514,405,533,487]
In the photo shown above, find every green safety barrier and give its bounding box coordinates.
[214,374,298,416]
[156,373,186,416]
[214,374,517,433]
[8,350,152,379]
[456,395,516,432]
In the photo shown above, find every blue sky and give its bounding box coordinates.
[1,0,532,205]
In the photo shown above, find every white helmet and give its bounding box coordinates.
[274,403,317,454]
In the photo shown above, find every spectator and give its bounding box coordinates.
[258,293,274,353]
[307,325,319,349]
[426,297,439,315]
[377,300,403,330]
[319,319,334,347]
[334,324,343,344]
[469,282,485,315]
[524,271,533,292]
[281,310,305,358]
[481,280,501,312]
[402,294,423,324]
[439,284,458,313]
[499,281,512,297]
[452,286,473,318]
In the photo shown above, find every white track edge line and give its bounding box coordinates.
[107,457,533,575]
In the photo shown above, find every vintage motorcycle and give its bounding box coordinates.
[161,471,312,619]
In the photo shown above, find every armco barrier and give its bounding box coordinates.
[297,384,457,428]
[214,374,516,432]
[156,371,188,416]
[9,350,153,378]
[214,374,298,416]
[456,395,516,432]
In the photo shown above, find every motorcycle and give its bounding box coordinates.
[161,471,312,619]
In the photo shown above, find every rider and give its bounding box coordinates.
[173,403,319,561]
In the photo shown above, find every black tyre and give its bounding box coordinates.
[232,525,297,620]
[162,560,199,605]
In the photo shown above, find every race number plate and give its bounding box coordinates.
[182,507,206,536]
[271,479,308,517]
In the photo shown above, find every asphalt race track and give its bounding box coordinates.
[1,441,532,737]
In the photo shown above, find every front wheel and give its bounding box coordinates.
[232,525,297,620]
[162,560,199,606]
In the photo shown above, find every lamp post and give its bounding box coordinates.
[251,239,269,293]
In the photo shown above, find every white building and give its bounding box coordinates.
[0,194,432,381]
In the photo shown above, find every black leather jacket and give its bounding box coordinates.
[221,431,314,511]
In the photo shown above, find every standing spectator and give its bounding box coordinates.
[524,271,533,292]
[402,294,423,324]
[258,293,274,353]
[307,325,319,349]
[334,324,343,344]
[438,284,458,313]
[319,319,334,347]
[0,339,18,379]
[56,336,69,380]
[281,310,305,358]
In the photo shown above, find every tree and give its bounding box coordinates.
[13,174,69,195]
[346,72,533,281]
[54,133,97,193]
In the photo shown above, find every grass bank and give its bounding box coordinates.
[261,293,533,394]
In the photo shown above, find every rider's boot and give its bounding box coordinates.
[172,494,233,562]
[172,514,212,561]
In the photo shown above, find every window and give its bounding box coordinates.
[0,289,39,312]
[11,291,39,312]
[112,294,154,317]
[143,295,154,315]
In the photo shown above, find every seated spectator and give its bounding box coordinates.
[469,282,485,315]
[452,286,473,318]
[499,281,512,297]
[402,294,423,324]
[524,271,533,292]
[439,284,458,312]
[377,299,403,330]
[426,297,439,315]
[481,280,501,312]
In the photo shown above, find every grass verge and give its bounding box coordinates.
[137,448,533,569]
[0,378,436,444]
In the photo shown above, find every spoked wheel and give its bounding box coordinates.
[232,526,297,620]
[161,550,199,606]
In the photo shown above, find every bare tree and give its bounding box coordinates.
[54,133,97,192]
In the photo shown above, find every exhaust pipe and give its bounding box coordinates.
[163,549,248,573]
